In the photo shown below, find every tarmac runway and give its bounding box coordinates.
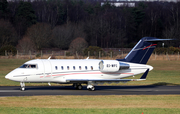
[0,85,180,97]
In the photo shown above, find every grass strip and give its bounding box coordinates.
[0,95,180,108]
[0,107,180,114]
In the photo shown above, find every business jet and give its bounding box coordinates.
[5,37,172,91]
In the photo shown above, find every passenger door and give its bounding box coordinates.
[42,60,52,82]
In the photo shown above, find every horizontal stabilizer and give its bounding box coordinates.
[145,38,173,42]
[140,69,149,79]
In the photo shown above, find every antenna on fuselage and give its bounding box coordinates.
[48,56,51,60]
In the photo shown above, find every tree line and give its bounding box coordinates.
[0,0,180,53]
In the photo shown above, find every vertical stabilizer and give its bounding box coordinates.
[117,37,172,64]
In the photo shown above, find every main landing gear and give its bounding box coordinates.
[72,82,95,91]
[73,83,83,90]
[87,81,95,91]
[20,82,25,91]
[87,85,95,91]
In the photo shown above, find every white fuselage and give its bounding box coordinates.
[5,59,153,83]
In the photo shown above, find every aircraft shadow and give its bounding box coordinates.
[24,85,156,91]
[11,82,178,91]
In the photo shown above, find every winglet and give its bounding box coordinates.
[86,57,89,60]
[48,56,51,60]
[140,69,149,79]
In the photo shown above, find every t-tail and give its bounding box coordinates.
[117,37,172,64]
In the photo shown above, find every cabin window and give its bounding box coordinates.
[79,66,81,70]
[67,66,69,70]
[61,66,63,70]
[55,66,58,70]
[85,66,87,70]
[73,66,75,70]
[91,66,93,70]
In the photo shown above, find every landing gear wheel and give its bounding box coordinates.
[91,87,95,91]
[87,85,95,91]
[87,81,95,91]
[76,85,83,90]
[20,82,25,91]
[72,83,77,88]
[73,83,83,90]
[21,87,25,91]
[88,87,95,91]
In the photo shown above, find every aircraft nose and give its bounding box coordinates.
[5,72,12,79]
[5,69,21,81]
[5,70,16,80]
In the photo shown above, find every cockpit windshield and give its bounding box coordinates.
[19,64,38,69]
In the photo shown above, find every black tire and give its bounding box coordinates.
[88,87,95,91]
[21,87,25,91]
[77,85,83,90]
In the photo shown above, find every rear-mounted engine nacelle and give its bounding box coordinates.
[119,62,130,70]
[99,60,129,72]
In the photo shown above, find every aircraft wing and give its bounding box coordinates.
[66,69,149,83]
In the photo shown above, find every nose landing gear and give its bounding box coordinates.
[20,82,25,91]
